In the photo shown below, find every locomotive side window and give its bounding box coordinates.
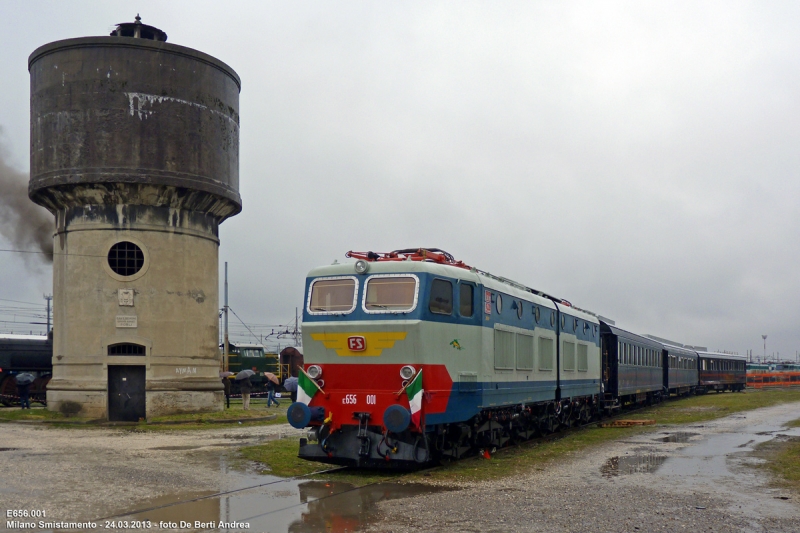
[563,341,575,371]
[308,277,358,315]
[538,337,554,371]
[494,329,515,370]
[364,275,419,313]
[429,279,453,315]
[577,343,588,371]
[459,283,474,317]
[516,333,534,370]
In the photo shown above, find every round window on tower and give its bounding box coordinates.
[108,241,145,276]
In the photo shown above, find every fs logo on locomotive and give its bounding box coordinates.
[347,336,366,351]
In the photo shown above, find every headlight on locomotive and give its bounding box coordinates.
[307,365,323,379]
[400,365,416,380]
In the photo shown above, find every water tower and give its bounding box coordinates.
[28,16,241,419]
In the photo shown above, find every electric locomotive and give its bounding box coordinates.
[288,249,603,468]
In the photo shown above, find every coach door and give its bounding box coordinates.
[108,365,146,421]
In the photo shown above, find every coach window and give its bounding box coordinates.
[496,294,503,314]
[459,283,474,317]
[429,279,453,315]
[534,306,541,324]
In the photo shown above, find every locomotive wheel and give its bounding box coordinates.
[540,415,558,434]
[579,404,591,424]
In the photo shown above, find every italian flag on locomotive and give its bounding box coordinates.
[287,248,603,469]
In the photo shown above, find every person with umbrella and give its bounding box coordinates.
[236,369,255,410]
[15,373,34,410]
[283,376,298,403]
[264,372,280,408]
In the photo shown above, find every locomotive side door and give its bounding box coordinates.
[108,365,146,421]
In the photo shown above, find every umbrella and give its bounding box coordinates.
[264,372,279,385]
[235,369,255,380]
[219,371,234,378]
[15,373,35,386]
[283,376,298,392]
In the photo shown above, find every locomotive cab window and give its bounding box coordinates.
[364,275,419,313]
[429,279,453,315]
[459,283,474,317]
[308,277,358,314]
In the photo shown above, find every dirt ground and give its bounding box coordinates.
[2,402,799,533]
[364,401,800,533]
[0,421,303,526]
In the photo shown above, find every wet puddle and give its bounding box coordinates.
[111,457,447,532]
[655,432,698,443]
[600,453,667,478]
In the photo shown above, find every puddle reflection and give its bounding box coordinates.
[290,481,445,533]
[601,454,667,478]
[125,477,446,532]
[655,432,698,443]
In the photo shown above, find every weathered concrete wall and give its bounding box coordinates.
[48,204,223,418]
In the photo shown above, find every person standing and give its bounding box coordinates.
[266,379,280,408]
[240,375,252,410]
[222,376,231,409]
[17,380,31,409]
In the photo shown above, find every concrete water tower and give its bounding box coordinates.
[28,16,241,420]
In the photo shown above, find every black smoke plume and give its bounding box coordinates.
[0,130,54,262]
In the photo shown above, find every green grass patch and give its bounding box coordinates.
[147,403,287,423]
[0,406,69,422]
[753,417,800,495]
[785,418,800,428]
[1,402,289,430]
[624,389,800,425]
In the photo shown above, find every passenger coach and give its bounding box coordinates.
[697,351,746,392]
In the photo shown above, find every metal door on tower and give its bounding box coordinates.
[108,365,145,421]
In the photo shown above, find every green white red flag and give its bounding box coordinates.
[406,369,423,428]
[297,368,320,405]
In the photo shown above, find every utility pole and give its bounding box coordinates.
[294,307,300,346]
[44,294,52,334]
[224,262,229,372]
[762,335,767,363]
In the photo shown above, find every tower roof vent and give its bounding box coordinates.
[110,14,167,42]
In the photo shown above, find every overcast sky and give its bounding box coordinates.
[1,1,798,359]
